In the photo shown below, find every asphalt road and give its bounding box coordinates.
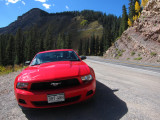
[0,57,160,120]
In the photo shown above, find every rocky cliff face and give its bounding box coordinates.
[104,0,160,63]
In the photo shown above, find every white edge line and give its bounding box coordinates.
[86,59,160,77]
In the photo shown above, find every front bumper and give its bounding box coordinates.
[15,79,96,108]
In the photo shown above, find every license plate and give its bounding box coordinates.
[47,93,65,103]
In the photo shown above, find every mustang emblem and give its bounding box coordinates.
[50,82,61,86]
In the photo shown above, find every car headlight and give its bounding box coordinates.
[16,82,28,90]
[81,74,93,82]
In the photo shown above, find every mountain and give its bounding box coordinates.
[0,8,48,34]
[104,0,160,63]
[0,8,103,40]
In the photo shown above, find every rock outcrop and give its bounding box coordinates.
[104,0,160,63]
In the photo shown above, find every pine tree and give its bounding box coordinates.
[90,35,96,55]
[100,35,105,56]
[66,34,72,49]
[5,35,15,65]
[85,39,89,55]
[44,25,53,50]
[57,33,64,49]
[129,0,135,21]
[105,31,112,50]
[0,38,2,65]
[95,36,99,56]
[24,31,32,61]
[119,5,128,35]
[15,28,23,64]
[78,39,83,55]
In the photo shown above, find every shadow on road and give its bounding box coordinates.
[22,81,128,120]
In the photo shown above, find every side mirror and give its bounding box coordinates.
[80,56,87,60]
[25,61,30,66]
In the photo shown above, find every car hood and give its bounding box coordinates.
[18,61,90,82]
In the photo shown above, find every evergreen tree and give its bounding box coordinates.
[129,0,135,21]
[0,38,2,65]
[85,39,89,55]
[24,30,32,61]
[105,31,112,50]
[5,35,15,65]
[100,35,105,56]
[90,35,95,55]
[44,25,53,50]
[39,37,44,51]
[57,33,64,49]
[95,36,99,56]
[66,34,72,49]
[78,39,83,55]
[15,28,23,64]
[119,5,128,35]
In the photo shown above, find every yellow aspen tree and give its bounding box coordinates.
[133,16,135,21]
[134,15,138,20]
[141,0,148,7]
[141,0,145,7]
[128,18,132,27]
[138,12,141,18]
[135,1,140,13]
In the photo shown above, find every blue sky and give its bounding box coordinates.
[0,0,129,28]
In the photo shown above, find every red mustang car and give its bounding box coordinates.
[14,49,96,108]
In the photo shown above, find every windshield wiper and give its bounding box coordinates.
[31,63,41,66]
[69,59,80,61]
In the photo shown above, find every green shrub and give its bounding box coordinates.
[150,52,157,57]
[118,52,122,56]
[117,50,123,57]
[131,51,135,56]
[0,65,23,75]
[138,53,141,56]
[80,20,88,26]
[134,57,142,60]
[122,49,126,52]
[0,66,6,72]
[115,56,119,59]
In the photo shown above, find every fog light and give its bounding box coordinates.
[86,90,93,96]
[19,99,26,104]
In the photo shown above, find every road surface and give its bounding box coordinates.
[0,57,160,120]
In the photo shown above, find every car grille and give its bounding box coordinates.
[32,95,81,106]
[30,78,80,91]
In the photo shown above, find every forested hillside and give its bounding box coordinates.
[0,8,121,66]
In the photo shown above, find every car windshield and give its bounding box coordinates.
[30,51,80,66]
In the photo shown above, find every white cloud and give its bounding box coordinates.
[42,3,51,9]
[65,5,69,10]
[6,0,20,4]
[21,1,25,5]
[35,0,46,3]
[53,3,55,7]
[5,2,9,5]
